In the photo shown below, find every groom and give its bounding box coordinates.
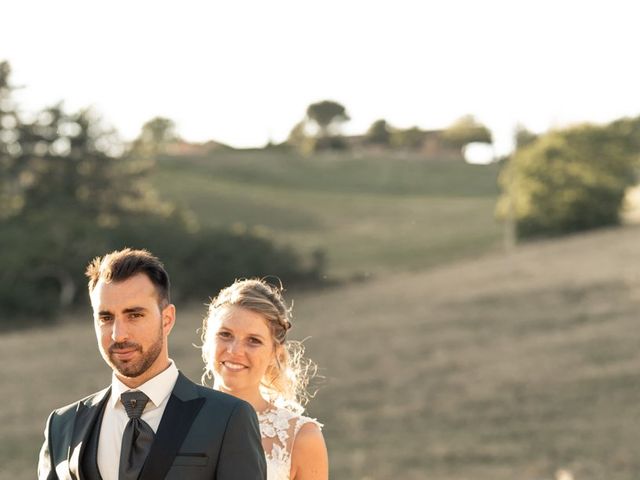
[38,248,266,479]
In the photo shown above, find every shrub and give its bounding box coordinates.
[496,122,638,238]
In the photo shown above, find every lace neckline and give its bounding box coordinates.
[257,404,323,480]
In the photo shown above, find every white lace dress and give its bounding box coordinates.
[257,405,323,480]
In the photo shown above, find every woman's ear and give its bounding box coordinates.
[271,344,284,369]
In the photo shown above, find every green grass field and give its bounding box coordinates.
[4,225,640,479]
[151,150,503,277]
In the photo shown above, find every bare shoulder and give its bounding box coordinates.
[291,421,329,480]
[296,420,325,445]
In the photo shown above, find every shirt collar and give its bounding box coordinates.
[109,359,179,409]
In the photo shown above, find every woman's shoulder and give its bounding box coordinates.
[293,419,324,447]
[293,412,323,436]
[290,412,328,479]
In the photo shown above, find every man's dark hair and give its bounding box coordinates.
[86,248,171,307]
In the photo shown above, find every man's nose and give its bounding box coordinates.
[111,317,129,342]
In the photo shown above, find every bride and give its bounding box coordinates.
[201,279,328,480]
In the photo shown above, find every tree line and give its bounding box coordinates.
[286,100,492,154]
[0,61,324,324]
[144,99,494,156]
[2,58,639,322]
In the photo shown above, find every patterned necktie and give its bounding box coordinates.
[119,391,155,480]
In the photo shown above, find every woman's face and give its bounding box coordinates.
[210,305,276,396]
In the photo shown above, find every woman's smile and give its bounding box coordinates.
[221,360,249,372]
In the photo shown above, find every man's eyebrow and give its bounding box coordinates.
[123,307,147,314]
[97,307,148,316]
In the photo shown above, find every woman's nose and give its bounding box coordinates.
[227,339,242,354]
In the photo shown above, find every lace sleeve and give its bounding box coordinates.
[293,415,323,438]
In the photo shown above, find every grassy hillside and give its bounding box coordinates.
[4,225,640,479]
[151,150,503,277]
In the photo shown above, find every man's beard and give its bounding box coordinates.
[107,329,163,378]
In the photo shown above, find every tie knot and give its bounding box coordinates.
[121,391,150,420]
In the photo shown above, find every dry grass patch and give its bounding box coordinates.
[4,226,640,479]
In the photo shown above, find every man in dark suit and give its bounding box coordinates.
[38,248,266,480]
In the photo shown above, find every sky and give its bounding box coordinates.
[1,0,639,155]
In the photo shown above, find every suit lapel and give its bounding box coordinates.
[139,373,205,480]
[68,387,111,480]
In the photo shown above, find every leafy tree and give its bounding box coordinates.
[131,116,178,157]
[514,123,537,149]
[0,99,168,319]
[608,116,640,153]
[390,126,425,150]
[286,119,314,155]
[442,115,492,148]
[287,101,350,153]
[305,100,350,139]
[496,122,638,238]
[365,119,391,146]
[0,61,22,219]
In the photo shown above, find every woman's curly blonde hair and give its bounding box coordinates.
[201,278,316,411]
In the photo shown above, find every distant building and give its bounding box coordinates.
[165,128,482,160]
[343,128,463,159]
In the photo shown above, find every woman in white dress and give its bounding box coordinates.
[201,279,329,480]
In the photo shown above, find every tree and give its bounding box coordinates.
[365,119,391,146]
[286,119,314,155]
[0,61,22,219]
[0,62,170,318]
[287,100,350,153]
[305,100,350,139]
[442,115,492,148]
[514,123,537,149]
[5,106,165,224]
[390,126,425,150]
[496,121,638,238]
[0,101,170,318]
[131,116,178,157]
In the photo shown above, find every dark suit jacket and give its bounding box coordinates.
[38,372,267,480]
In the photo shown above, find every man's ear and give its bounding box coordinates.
[162,304,176,335]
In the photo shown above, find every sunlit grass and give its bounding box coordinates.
[151,150,503,277]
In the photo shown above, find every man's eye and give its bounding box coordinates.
[99,316,113,323]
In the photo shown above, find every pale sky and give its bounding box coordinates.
[1,0,639,155]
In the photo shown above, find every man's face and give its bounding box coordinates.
[90,273,175,388]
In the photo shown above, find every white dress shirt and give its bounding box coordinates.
[97,360,179,480]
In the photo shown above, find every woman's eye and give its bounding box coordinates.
[217,331,232,339]
[248,337,263,345]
